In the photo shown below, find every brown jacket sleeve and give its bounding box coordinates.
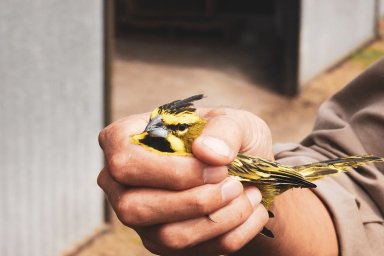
[273,58,384,255]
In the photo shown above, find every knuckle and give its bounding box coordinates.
[96,169,106,189]
[239,109,255,117]
[116,191,156,227]
[157,225,190,250]
[98,122,124,150]
[108,154,128,181]
[242,109,269,133]
[108,154,122,171]
[219,236,243,254]
[98,129,106,149]
[141,238,163,255]
[207,107,250,122]
[189,192,211,214]
[98,124,115,147]
[214,109,243,133]
[206,107,228,117]
[172,172,199,191]
[225,195,253,223]
[115,194,142,226]
[171,170,189,190]
[172,161,205,190]
[241,110,260,129]
[115,196,133,225]
[206,107,243,122]
[241,111,272,156]
[216,107,246,117]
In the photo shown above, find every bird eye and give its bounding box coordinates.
[178,124,188,131]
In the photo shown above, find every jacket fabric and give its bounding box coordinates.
[273,58,384,255]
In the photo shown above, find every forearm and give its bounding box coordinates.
[234,188,338,255]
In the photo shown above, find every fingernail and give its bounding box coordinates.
[245,188,262,208]
[200,136,231,157]
[203,166,228,184]
[221,178,243,203]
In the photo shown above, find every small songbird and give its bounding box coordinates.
[131,94,384,237]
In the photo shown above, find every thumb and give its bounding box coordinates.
[192,108,274,166]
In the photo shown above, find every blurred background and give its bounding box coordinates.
[1,1,384,255]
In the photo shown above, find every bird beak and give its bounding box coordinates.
[144,115,168,138]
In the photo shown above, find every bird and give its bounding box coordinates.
[130,94,384,237]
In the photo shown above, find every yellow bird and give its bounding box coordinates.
[131,94,384,237]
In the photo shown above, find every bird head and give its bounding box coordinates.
[130,94,207,156]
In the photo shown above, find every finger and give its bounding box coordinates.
[103,175,244,227]
[192,108,273,166]
[97,168,126,202]
[141,187,261,251]
[109,150,227,190]
[98,113,149,151]
[99,115,227,190]
[141,195,268,256]
[192,203,269,255]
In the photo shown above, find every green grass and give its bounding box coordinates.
[352,47,384,68]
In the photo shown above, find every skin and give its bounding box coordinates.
[97,108,338,255]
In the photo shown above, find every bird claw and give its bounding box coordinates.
[260,227,274,238]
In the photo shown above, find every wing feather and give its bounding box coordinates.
[229,154,316,188]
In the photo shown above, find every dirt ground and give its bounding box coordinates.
[69,33,384,255]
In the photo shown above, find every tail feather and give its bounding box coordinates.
[293,155,384,181]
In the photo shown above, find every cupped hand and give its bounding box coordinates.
[97,108,272,255]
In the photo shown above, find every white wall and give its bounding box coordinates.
[299,0,376,85]
[0,1,104,255]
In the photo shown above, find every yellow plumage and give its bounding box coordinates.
[130,94,384,236]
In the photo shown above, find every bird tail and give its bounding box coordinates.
[293,155,384,181]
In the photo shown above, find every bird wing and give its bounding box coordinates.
[228,154,316,188]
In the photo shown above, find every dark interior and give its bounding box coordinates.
[114,0,298,94]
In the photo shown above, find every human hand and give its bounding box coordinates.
[97,108,272,255]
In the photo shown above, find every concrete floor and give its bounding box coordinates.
[111,32,361,143]
[72,34,384,255]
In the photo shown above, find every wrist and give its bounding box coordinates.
[234,188,338,255]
